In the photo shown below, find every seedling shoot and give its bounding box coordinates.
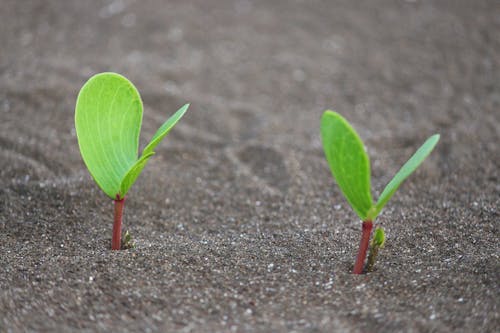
[366,227,385,273]
[320,111,439,274]
[75,72,189,250]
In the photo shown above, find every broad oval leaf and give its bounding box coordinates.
[75,72,143,199]
[374,134,440,216]
[321,111,374,220]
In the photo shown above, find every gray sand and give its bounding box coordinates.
[0,0,498,332]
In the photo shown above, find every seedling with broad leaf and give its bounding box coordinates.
[320,111,439,274]
[75,72,189,250]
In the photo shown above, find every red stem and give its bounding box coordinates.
[352,220,373,274]
[111,195,125,250]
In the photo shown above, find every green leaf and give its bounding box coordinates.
[372,227,385,247]
[374,134,440,216]
[142,103,189,156]
[75,72,143,198]
[75,72,189,199]
[119,152,155,197]
[321,110,374,220]
[366,226,385,272]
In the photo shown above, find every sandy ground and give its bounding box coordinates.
[0,0,499,332]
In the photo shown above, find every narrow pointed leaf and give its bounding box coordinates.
[375,134,440,216]
[142,104,189,156]
[75,72,143,198]
[119,152,155,197]
[321,111,374,220]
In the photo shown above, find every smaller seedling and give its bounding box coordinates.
[320,111,439,274]
[75,72,189,250]
[121,230,135,249]
[366,227,385,272]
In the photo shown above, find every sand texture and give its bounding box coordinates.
[0,0,499,332]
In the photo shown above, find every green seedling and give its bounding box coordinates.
[366,227,385,272]
[75,72,189,250]
[121,230,135,249]
[320,110,439,274]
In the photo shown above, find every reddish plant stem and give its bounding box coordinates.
[111,195,125,250]
[352,220,373,274]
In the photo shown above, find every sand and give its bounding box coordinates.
[0,0,498,332]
